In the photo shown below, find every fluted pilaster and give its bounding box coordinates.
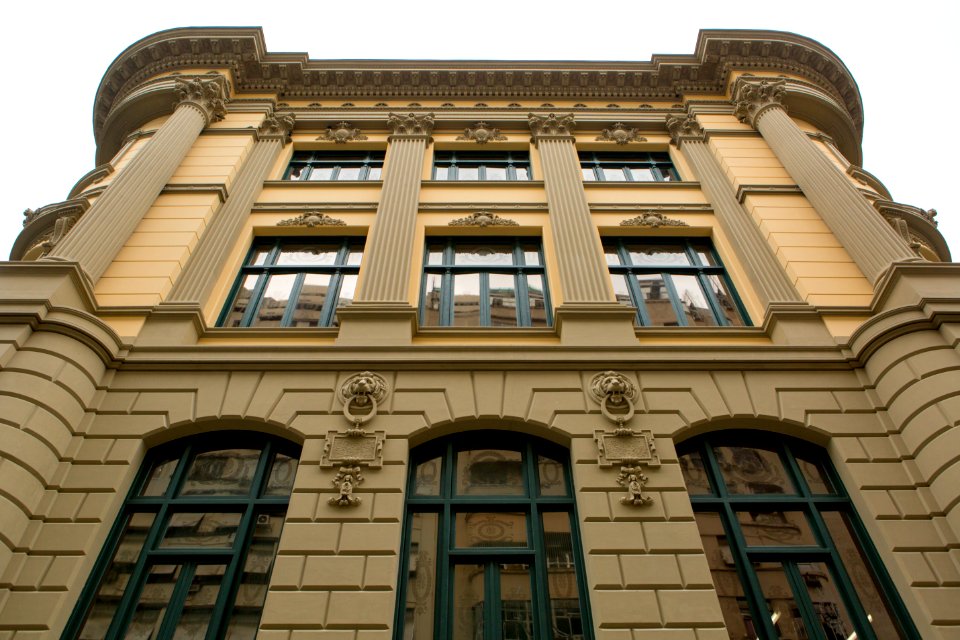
[354,113,434,302]
[167,113,295,304]
[733,78,917,284]
[666,113,801,306]
[529,114,613,303]
[48,76,229,282]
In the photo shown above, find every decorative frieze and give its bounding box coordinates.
[319,121,367,143]
[448,211,518,227]
[277,212,346,227]
[387,112,435,136]
[620,211,688,228]
[173,76,228,124]
[457,122,507,144]
[732,77,787,127]
[596,122,646,145]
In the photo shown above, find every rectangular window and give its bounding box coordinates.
[284,151,384,181]
[219,238,362,328]
[605,238,747,327]
[579,151,678,182]
[421,239,550,327]
[433,151,531,181]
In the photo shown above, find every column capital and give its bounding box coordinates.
[528,113,576,143]
[258,112,296,144]
[387,112,435,140]
[665,113,705,146]
[174,76,229,125]
[732,77,787,127]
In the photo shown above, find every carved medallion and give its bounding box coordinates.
[596,123,646,145]
[276,212,346,227]
[620,211,688,228]
[457,122,507,144]
[448,211,519,227]
[319,121,367,144]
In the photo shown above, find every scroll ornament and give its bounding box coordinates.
[596,123,646,145]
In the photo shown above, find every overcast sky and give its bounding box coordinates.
[4,0,957,263]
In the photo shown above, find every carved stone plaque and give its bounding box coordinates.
[321,430,385,468]
[594,429,659,468]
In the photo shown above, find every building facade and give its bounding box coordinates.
[2,27,959,639]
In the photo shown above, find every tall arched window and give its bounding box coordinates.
[396,431,592,640]
[678,432,919,639]
[64,432,300,639]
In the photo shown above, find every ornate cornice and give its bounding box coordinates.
[665,113,705,145]
[456,122,507,144]
[387,112,435,137]
[596,123,646,145]
[319,121,366,143]
[258,112,296,143]
[732,77,787,127]
[528,113,575,140]
[173,75,228,124]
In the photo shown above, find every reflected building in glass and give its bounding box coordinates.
[3,26,958,640]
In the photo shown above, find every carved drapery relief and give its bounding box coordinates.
[732,77,787,127]
[665,113,705,145]
[620,211,688,228]
[276,212,346,227]
[387,112,435,136]
[259,112,296,143]
[448,211,519,227]
[596,123,646,145]
[528,113,575,139]
[319,121,367,143]
[457,122,507,144]
[173,76,228,124]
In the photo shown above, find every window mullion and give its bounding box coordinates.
[480,273,491,326]
[486,562,501,640]
[152,562,199,640]
[782,561,830,640]
[320,273,341,328]
[279,273,306,327]
[660,273,688,326]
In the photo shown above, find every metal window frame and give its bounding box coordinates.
[432,151,532,181]
[284,150,385,181]
[419,238,552,328]
[578,151,678,182]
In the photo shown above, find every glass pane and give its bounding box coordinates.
[457,449,524,495]
[542,514,581,639]
[457,167,480,180]
[706,275,744,326]
[452,273,481,327]
[489,274,518,327]
[249,248,271,266]
[289,273,329,327]
[799,562,858,640]
[753,561,810,639]
[224,274,259,327]
[404,513,439,640]
[627,244,691,266]
[127,564,180,639]
[514,167,530,181]
[678,449,712,495]
[693,245,718,266]
[160,512,242,549]
[276,245,339,266]
[538,456,567,496]
[611,274,632,306]
[580,168,596,181]
[427,245,445,266]
[172,565,224,640]
[226,512,285,639]
[307,167,334,181]
[286,166,306,181]
[77,513,156,639]
[671,274,718,327]
[452,564,484,640]
[822,511,906,638]
[250,274,296,327]
[696,512,760,639]
[434,166,449,180]
[456,513,528,548]
[796,453,835,495]
[637,274,680,326]
[500,563,533,640]
[485,166,507,181]
[264,453,298,496]
[367,167,382,181]
[454,245,514,266]
[181,449,260,496]
[628,166,656,181]
[604,247,622,266]
[521,246,541,266]
[346,249,363,266]
[526,275,548,328]
[736,510,817,546]
[141,457,178,496]
[422,274,443,326]
[332,274,358,327]
[712,445,796,495]
[602,167,625,181]
[337,167,362,181]
[413,457,442,495]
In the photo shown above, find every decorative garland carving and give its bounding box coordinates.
[733,77,787,127]
[617,463,653,506]
[259,112,295,142]
[319,121,367,143]
[387,112,435,136]
[528,113,575,138]
[596,123,646,145]
[173,76,228,124]
[620,211,688,228]
[457,122,507,144]
[329,463,364,507]
[448,211,519,227]
[665,113,705,145]
[277,212,346,227]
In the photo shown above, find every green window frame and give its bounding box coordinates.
[579,151,678,182]
[218,237,363,328]
[63,432,300,640]
[433,151,531,181]
[396,432,593,640]
[678,432,919,640]
[420,238,551,328]
[604,237,749,327]
[284,150,384,181]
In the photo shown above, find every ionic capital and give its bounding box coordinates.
[665,114,705,146]
[528,112,576,141]
[258,112,296,144]
[732,77,787,127]
[174,76,229,125]
[387,112,435,138]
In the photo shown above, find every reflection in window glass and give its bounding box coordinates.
[452,273,482,327]
[752,561,811,639]
[672,274,718,327]
[736,510,816,546]
[284,151,384,181]
[500,563,533,639]
[489,274,518,327]
[456,513,528,548]
[678,450,711,495]
[141,458,177,497]
[712,445,796,495]
[414,457,442,495]
[160,512,242,549]
[457,449,524,495]
[403,513,439,640]
[433,151,531,181]
[181,449,259,496]
[127,564,180,639]
[453,564,485,640]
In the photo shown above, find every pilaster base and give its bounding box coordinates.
[335,302,418,346]
[554,303,639,347]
